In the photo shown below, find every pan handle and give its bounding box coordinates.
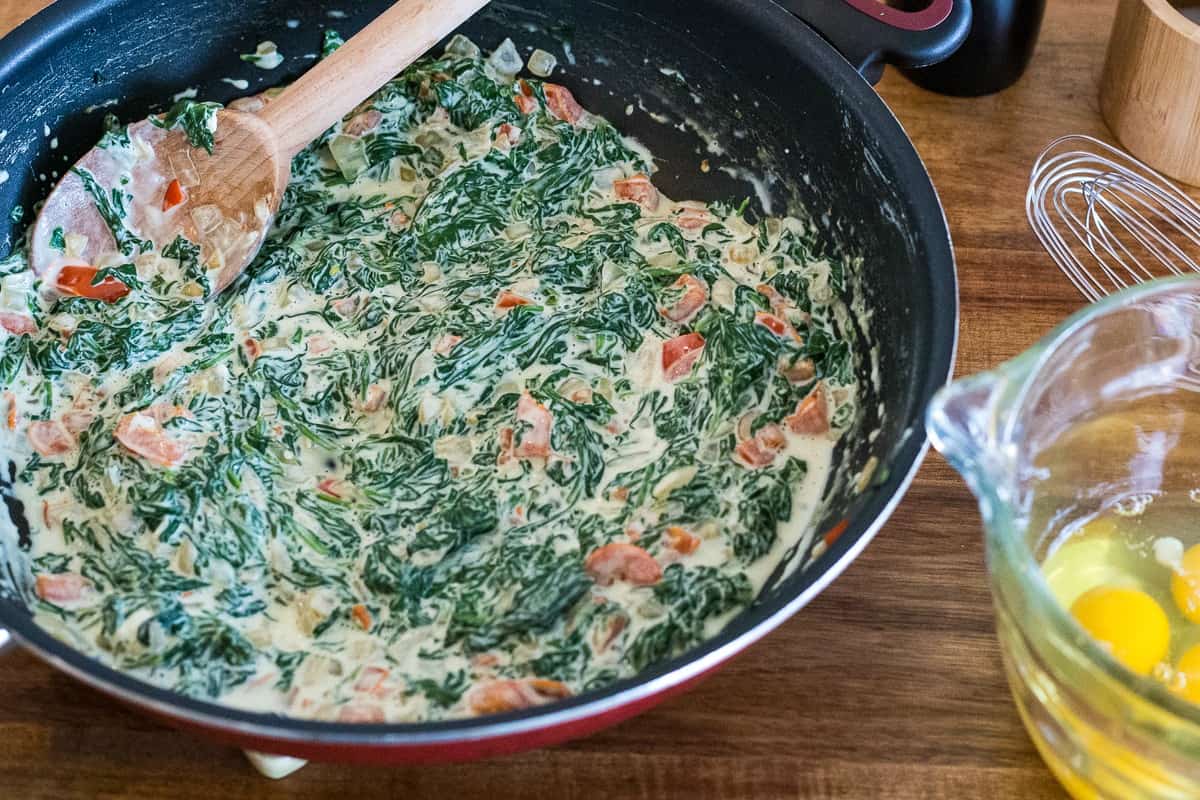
[777,0,973,84]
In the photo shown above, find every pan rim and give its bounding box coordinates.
[0,0,959,748]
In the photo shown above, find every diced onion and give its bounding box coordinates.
[652,465,698,499]
[445,34,480,59]
[0,271,33,313]
[209,219,246,259]
[190,204,223,234]
[64,232,88,258]
[328,133,369,181]
[244,41,283,70]
[488,38,524,79]
[434,435,474,468]
[528,49,558,77]
[504,222,532,240]
[736,412,760,442]
[711,277,736,309]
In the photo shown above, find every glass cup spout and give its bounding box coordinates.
[926,356,1035,520]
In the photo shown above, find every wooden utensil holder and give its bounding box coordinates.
[1100,0,1200,186]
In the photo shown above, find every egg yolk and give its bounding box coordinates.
[1173,644,1200,705]
[1171,543,1200,623]
[1070,586,1171,676]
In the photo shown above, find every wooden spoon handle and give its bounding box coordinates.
[260,0,491,158]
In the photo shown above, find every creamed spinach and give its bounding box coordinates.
[0,37,858,722]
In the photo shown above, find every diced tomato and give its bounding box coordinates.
[665,525,701,555]
[497,426,515,465]
[786,384,829,435]
[337,703,385,723]
[467,680,531,715]
[242,338,261,364]
[343,109,382,137]
[823,518,850,548]
[754,311,800,342]
[674,206,712,230]
[114,408,189,468]
[61,411,95,435]
[494,122,521,149]
[351,603,372,631]
[757,283,789,312]
[613,173,660,211]
[514,93,538,115]
[734,437,776,469]
[28,420,74,457]
[468,678,571,715]
[56,265,131,303]
[57,266,132,303]
[585,543,662,586]
[355,666,390,693]
[662,333,706,382]
[0,312,36,336]
[514,392,553,459]
[780,356,816,385]
[331,295,360,318]
[161,179,185,212]
[433,334,463,355]
[543,83,583,124]
[756,423,786,451]
[35,572,89,603]
[308,335,333,356]
[316,478,342,498]
[526,678,572,699]
[496,290,533,310]
[734,422,787,469]
[360,384,387,413]
[659,275,708,323]
[472,652,501,668]
[514,91,537,115]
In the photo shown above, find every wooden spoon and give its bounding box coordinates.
[30,0,490,295]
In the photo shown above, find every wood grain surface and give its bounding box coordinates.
[0,0,1126,797]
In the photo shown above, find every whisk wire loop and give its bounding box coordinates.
[1027,135,1200,301]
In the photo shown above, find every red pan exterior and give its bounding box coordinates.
[152,667,714,763]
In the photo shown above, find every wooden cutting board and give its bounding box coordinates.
[0,0,1110,797]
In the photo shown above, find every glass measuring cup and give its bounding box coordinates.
[928,277,1200,799]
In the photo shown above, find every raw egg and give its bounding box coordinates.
[1170,543,1200,623]
[1173,644,1200,705]
[1070,586,1170,676]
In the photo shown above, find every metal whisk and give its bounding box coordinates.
[1026,134,1200,302]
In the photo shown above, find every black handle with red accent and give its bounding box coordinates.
[777,0,972,84]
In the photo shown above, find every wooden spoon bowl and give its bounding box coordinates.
[31,110,285,294]
[30,0,489,296]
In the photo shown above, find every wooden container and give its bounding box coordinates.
[1100,0,1200,186]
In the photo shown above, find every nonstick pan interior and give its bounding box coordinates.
[0,0,955,753]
